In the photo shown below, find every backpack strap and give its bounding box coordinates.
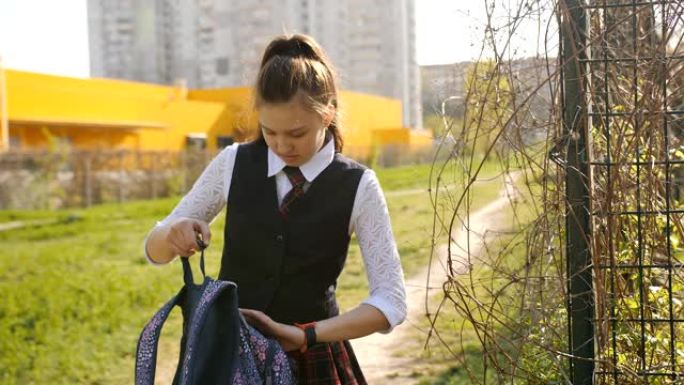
[181,238,207,286]
[136,240,205,385]
[134,289,184,385]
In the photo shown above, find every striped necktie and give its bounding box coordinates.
[279,166,307,218]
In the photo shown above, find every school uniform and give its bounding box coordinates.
[146,136,407,385]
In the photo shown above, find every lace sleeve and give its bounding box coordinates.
[144,144,238,264]
[350,169,407,331]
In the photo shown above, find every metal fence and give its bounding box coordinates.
[0,143,438,210]
[0,149,212,209]
[561,0,684,383]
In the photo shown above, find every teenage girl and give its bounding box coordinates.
[145,34,407,385]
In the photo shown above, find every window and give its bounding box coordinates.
[217,135,234,149]
[185,134,207,151]
[216,57,229,75]
[8,136,20,150]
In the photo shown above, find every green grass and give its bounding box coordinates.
[374,163,434,191]
[0,198,186,384]
[0,160,506,384]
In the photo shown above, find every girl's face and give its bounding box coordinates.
[258,98,334,167]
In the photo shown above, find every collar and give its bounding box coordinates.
[267,137,335,182]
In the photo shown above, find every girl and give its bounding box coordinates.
[145,34,406,385]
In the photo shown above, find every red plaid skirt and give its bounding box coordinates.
[287,340,367,385]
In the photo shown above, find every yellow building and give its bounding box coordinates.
[0,69,431,157]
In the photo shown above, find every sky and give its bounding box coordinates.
[0,0,90,77]
[416,0,556,65]
[0,0,556,78]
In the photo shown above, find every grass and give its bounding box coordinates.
[0,198,186,384]
[374,163,434,191]
[0,159,506,384]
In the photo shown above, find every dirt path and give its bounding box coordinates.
[0,219,57,232]
[351,174,519,384]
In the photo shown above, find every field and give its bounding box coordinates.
[0,160,505,384]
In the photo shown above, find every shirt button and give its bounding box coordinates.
[276,234,284,242]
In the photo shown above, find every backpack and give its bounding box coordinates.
[135,245,296,385]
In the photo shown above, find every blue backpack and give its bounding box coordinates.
[135,245,296,385]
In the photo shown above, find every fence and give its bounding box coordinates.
[0,149,211,209]
[0,143,438,210]
[562,0,684,383]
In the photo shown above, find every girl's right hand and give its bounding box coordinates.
[165,217,212,257]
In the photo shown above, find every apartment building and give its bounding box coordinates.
[87,0,421,127]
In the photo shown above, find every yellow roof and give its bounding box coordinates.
[5,70,223,130]
[10,117,167,130]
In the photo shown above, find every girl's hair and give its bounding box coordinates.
[254,34,343,152]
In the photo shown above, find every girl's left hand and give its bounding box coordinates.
[240,308,305,352]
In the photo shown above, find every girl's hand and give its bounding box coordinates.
[165,217,211,257]
[240,309,305,352]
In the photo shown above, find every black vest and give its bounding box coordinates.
[219,140,366,324]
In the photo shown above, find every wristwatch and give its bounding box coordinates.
[294,322,317,353]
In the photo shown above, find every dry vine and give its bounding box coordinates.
[424,1,684,383]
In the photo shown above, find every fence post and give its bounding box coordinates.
[118,151,125,203]
[151,152,158,200]
[84,154,92,208]
[561,0,594,384]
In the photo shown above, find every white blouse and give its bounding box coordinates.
[145,139,407,330]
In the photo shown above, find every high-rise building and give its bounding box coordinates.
[87,0,421,128]
[345,0,421,128]
[88,0,155,82]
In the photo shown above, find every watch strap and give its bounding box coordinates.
[294,322,317,353]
